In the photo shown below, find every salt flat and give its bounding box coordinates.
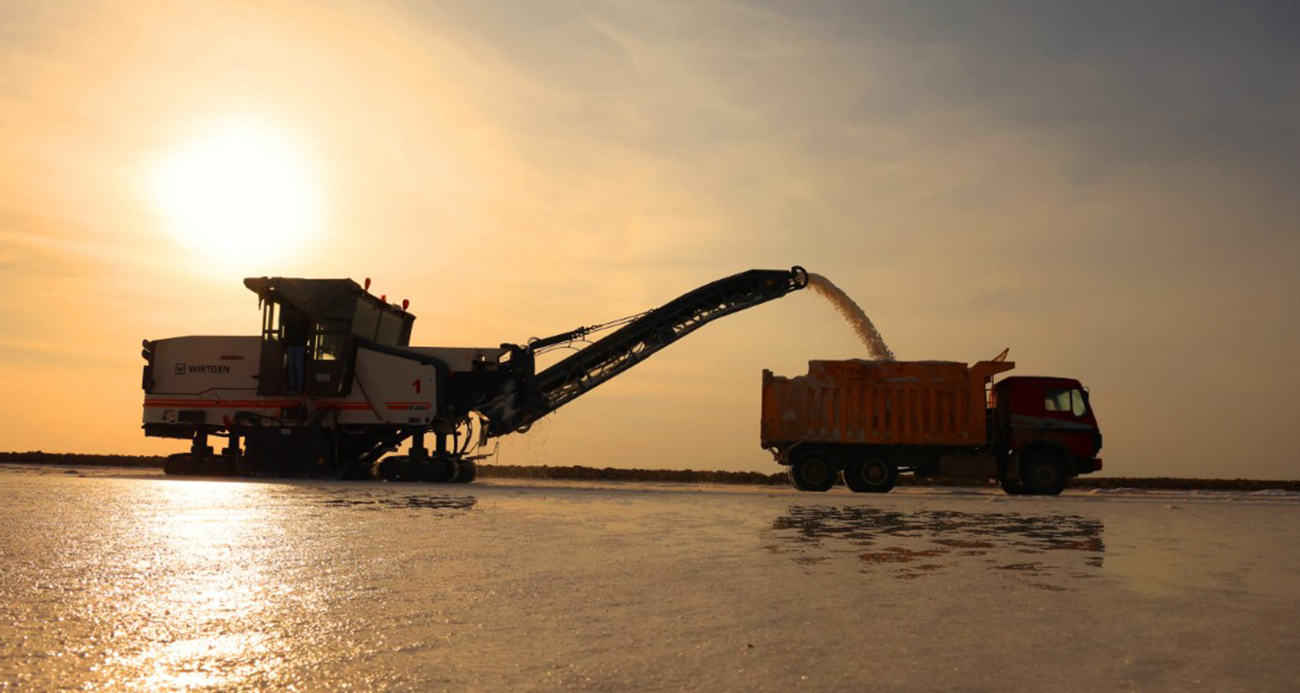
[2,464,1298,691]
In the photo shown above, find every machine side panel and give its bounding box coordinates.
[143,339,427,429]
[145,336,279,429]
[144,392,384,428]
[353,348,438,426]
[149,336,261,395]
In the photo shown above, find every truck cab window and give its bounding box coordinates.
[1044,388,1072,413]
[1071,389,1087,417]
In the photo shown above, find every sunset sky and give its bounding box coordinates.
[1,0,1297,479]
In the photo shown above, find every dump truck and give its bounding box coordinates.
[760,356,1102,495]
[142,267,809,481]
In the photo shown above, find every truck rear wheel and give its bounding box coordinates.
[1020,451,1068,496]
[844,458,897,493]
[788,452,836,492]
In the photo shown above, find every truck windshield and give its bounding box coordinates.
[1045,387,1088,417]
[1044,389,1071,413]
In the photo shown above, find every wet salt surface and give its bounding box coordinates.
[2,465,1299,691]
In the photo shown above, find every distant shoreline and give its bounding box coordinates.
[2,451,1297,492]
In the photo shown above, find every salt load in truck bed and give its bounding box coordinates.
[761,359,1014,448]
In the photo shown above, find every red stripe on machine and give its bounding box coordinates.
[144,399,371,410]
[385,402,431,411]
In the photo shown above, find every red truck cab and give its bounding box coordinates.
[993,376,1103,494]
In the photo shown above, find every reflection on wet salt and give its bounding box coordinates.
[97,482,480,690]
[0,472,484,691]
[315,489,478,512]
[769,505,1104,588]
[103,481,295,691]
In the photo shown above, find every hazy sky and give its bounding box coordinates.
[2,0,1297,479]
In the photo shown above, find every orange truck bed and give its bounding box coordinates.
[760,359,1016,448]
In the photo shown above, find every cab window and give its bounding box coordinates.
[352,302,381,340]
[1045,387,1088,417]
[313,331,344,361]
[376,312,404,346]
[312,318,351,361]
[1044,388,1071,413]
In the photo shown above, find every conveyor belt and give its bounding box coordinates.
[481,266,807,436]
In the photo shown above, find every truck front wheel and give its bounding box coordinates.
[844,458,897,493]
[788,452,836,492]
[1020,450,1068,496]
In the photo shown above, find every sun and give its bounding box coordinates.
[153,124,316,264]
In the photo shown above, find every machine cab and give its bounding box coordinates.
[994,376,1102,468]
[244,277,415,398]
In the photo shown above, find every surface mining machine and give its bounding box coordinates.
[142,267,809,481]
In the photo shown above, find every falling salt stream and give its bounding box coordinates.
[807,273,896,361]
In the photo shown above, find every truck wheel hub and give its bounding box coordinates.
[803,461,830,484]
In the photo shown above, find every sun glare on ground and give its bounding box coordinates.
[153,124,316,265]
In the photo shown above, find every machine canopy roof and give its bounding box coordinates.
[243,277,404,320]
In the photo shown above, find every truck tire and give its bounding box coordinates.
[844,458,897,493]
[788,452,836,492]
[998,477,1027,495]
[1020,450,1068,496]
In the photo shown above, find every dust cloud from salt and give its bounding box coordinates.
[807,273,895,361]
